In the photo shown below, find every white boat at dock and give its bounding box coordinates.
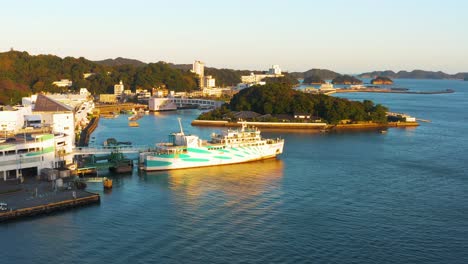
[140,119,284,171]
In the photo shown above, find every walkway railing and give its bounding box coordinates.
[73,145,153,155]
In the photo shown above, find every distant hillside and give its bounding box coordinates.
[0,50,198,104]
[291,68,340,80]
[94,57,146,67]
[359,70,468,80]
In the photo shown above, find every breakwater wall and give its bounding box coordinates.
[192,120,327,129]
[78,116,100,147]
[192,120,419,131]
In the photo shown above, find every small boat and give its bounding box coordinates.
[379,130,388,134]
[103,178,113,189]
[129,121,139,127]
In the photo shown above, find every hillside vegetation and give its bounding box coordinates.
[0,51,198,104]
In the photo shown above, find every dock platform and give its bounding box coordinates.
[0,181,100,222]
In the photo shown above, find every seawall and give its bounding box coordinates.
[192,120,419,131]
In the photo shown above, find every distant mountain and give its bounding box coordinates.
[359,70,468,80]
[94,57,146,67]
[291,68,340,80]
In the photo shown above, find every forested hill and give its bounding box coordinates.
[0,51,198,104]
[94,57,146,67]
[358,70,468,80]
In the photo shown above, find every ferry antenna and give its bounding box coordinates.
[177,118,184,135]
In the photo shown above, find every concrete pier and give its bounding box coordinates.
[0,180,100,222]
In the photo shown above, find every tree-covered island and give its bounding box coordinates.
[370,76,394,85]
[198,83,388,125]
[331,75,363,85]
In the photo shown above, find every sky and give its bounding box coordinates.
[1,0,467,73]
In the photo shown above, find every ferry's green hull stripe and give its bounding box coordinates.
[214,156,232,160]
[187,148,211,154]
[146,160,173,167]
[181,158,210,162]
[154,153,191,159]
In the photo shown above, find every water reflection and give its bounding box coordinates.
[142,159,284,200]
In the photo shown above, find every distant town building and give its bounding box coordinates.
[79,88,90,96]
[83,73,95,79]
[193,60,205,88]
[268,65,282,75]
[202,87,232,97]
[193,60,205,77]
[114,80,125,98]
[136,89,151,102]
[52,79,73,87]
[204,75,216,88]
[99,94,118,104]
[241,65,284,85]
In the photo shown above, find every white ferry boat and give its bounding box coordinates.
[140,119,284,171]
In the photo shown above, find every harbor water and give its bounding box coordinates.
[1,79,468,263]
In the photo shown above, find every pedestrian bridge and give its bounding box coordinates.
[73,145,153,155]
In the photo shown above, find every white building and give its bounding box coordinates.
[0,105,32,134]
[204,75,216,88]
[114,80,125,98]
[193,60,205,77]
[269,65,282,75]
[79,88,90,96]
[52,79,73,87]
[193,60,205,88]
[241,65,284,85]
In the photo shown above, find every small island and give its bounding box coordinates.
[194,83,418,131]
[371,76,394,85]
[302,75,325,84]
[331,75,363,85]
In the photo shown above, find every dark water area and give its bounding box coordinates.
[1,79,468,263]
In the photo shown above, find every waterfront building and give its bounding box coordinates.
[318,83,336,94]
[0,134,57,181]
[52,79,73,87]
[148,98,177,111]
[114,80,125,98]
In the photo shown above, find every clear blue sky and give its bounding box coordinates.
[1,0,467,73]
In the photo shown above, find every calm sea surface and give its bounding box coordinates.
[1,79,468,263]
